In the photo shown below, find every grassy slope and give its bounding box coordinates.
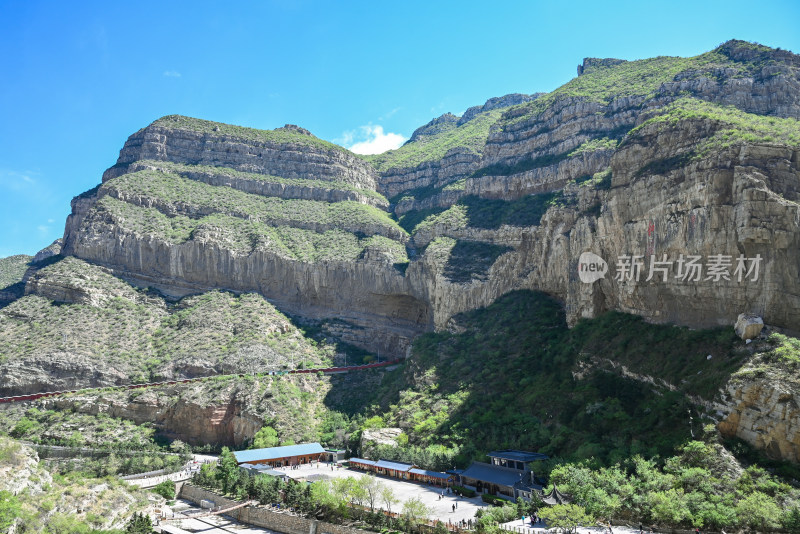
[632,97,800,152]
[105,169,405,238]
[96,196,408,262]
[366,109,504,172]
[500,41,784,128]
[0,257,336,381]
[404,192,567,235]
[0,437,151,533]
[0,254,31,290]
[137,159,388,202]
[150,115,349,153]
[369,290,748,466]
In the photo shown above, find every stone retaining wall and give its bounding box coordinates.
[179,484,372,534]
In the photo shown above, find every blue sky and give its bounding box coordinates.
[1,0,798,257]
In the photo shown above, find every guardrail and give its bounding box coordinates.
[0,358,402,404]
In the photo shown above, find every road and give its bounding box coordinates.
[125,454,218,489]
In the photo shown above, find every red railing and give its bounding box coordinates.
[0,358,403,404]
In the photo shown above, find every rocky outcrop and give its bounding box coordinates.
[577,57,627,76]
[39,372,340,448]
[718,365,800,463]
[466,148,613,199]
[361,427,403,448]
[62,214,428,351]
[406,113,459,143]
[32,238,62,263]
[42,387,263,447]
[104,116,378,190]
[0,437,51,496]
[379,148,482,201]
[459,93,542,124]
[50,41,800,357]
[0,353,129,396]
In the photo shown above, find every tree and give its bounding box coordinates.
[783,506,800,534]
[311,479,340,517]
[537,504,593,534]
[736,491,782,531]
[217,447,240,495]
[380,483,398,513]
[402,497,433,531]
[193,462,217,489]
[648,489,690,525]
[125,512,153,533]
[252,426,279,449]
[152,480,175,500]
[357,474,382,511]
[169,439,190,455]
[349,477,368,509]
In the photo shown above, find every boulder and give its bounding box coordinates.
[361,427,403,448]
[735,313,764,340]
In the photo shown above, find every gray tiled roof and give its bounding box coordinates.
[409,468,451,479]
[349,458,378,466]
[488,450,549,462]
[460,462,526,488]
[375,459,414,471]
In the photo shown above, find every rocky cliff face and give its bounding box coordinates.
[38,372,350,448]
[716,342,800,463]
[53,40,800,356]
[105,116,379,190]
[7,39,800,463]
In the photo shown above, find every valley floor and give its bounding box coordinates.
[282,463,488,523]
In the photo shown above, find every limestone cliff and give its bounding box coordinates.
[5,39,800,463]
[717,337,800,463]
[51,40,800,356]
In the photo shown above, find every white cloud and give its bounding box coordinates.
[163,70,182,78]
[0,169,37,191]
[37,225,50,235]
[344,125,406,155]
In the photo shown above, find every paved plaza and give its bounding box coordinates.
[282,462,489,523]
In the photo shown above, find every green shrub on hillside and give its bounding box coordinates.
[151,115,347,153]
[546,440,796,530]
[135,159,387,203]
[94,196,406,262]
[367,109,504,172]
[0,254,31,290]
[152,480,175,500]
[370,290,749,465]
[104,170,404,239]
[502,42,786,127]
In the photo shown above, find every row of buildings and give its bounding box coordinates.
[231,443,548,503]
[348,458,454,486]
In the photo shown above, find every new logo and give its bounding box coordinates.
[578,252,608,283]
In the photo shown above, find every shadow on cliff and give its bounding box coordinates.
[353,289,748,466]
